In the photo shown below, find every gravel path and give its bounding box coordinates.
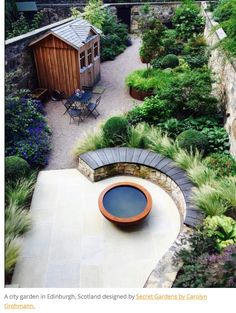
[45,36,145,170]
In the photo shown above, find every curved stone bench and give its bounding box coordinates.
[78,147,204,228]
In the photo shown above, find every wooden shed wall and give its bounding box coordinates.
[32,35,79,97]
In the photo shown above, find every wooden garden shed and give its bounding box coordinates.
[29,18,102,97]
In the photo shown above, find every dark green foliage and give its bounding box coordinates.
[213,0,236,23]
[158,116,221,139]
[201,127,230,154]
[5,156,30,181]
[173,0,205,41]
[6,11,43,39]
[161,29,183,55]
[157,70,218,117]
[213,0,236,57]
[184,54,208,68]
[152,54,179,69]
[173,231,236,288]
[127,96,173,125]
[203,153,236,177]
[100,9,128,61]
[176,129,209,153]
[103,116,129,146]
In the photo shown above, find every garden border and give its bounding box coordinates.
[78,147,204,227]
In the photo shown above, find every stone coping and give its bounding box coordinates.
[78,147,204,228]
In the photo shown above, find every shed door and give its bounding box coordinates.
[33,36,80,97]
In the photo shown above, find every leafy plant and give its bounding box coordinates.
[176,129,209,154]
[161,29,183,55]
[192,185,228,216]
[5,156,30,182]
[152,54,179,69]
[203,153,236,177]
[218,176,236,214]
[204,215,236,250]
[83,0,105,29]
[103,116,129,146]
[74,129,105,156]
[184,54,208,69]
[173,231,236,288]
[127,96,173,125]
[173,0,205,41]
[201,127,230,154]
[100,9,128,61]
[156,69,218,117]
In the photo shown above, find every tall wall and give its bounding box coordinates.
[202,5,236,158]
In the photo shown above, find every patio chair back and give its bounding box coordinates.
[86,96,101,119]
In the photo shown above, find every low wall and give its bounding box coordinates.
[202,4,236,157]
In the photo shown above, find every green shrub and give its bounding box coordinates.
[213,0,236,22]
[203,153,236,177]
[204,215,236,250]
[160,54,179,69]
[176,129,209,153]
[74,130,105,156]
[5,238,20,275]
[5,156,30,181]
[103,116,129,146]
[201,127,230,154]
[173,231,236,288]
[158,116,221,139]
[192,185,228,216]
[161,29,183,55]
[184,54,208,69]
[5,202,31,240]
[156,69,218,117]
[173,0,205,41]
[127,96,173,125]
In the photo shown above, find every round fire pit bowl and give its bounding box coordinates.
[98,182,152,225]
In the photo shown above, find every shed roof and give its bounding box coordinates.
[29,18,102,49]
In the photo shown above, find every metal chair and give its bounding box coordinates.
[86,96,101,119]
[67,108,84,124]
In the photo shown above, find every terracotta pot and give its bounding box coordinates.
[129,87,155,101]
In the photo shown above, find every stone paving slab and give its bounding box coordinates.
[12,170,181,288]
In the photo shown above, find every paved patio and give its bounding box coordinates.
[45,37,145,170]
[12,170,180,288]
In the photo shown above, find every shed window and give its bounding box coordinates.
[94,42,99,58]
[87,48,92,65]
[80,51,86,69]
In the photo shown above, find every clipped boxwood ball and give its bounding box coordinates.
[176,129,209,153]
[103,116,129,146]
[161,54,179,69]
[5,156,30,181]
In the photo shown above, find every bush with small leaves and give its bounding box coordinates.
[176,129,209,154]
[203,153,236,177]
[5,156,30,182]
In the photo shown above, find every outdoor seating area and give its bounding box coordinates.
[62,88,101,124]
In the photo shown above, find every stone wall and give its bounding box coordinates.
[5,18,72,90]
[78,159,187,225]
[202,4,236,158]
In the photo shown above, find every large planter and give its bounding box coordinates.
[129,87,155,101]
